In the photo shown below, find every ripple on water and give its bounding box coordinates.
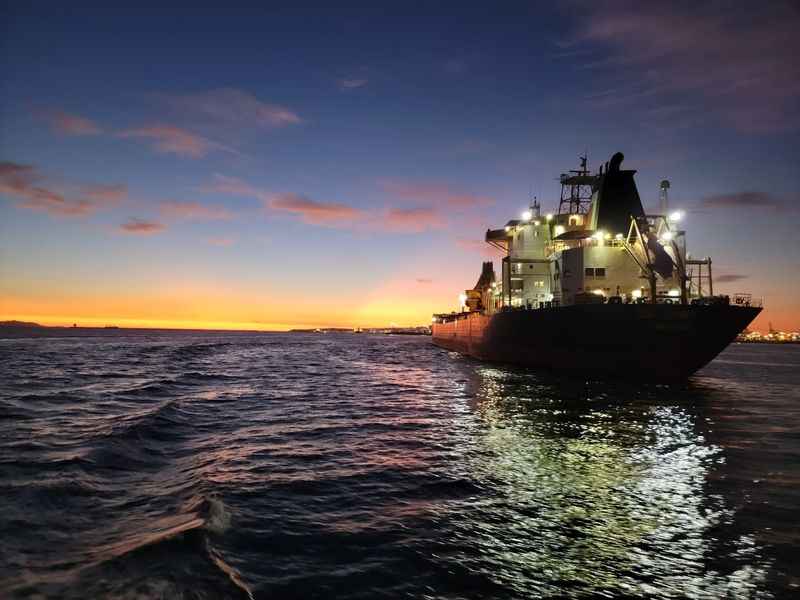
[0,333,798,598]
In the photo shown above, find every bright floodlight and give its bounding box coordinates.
[660,231,673,242]
[615,233,624,240]
[522,210,532,221]
[545,213,553,221]
[668,288,680,297]
[668,210,684,222]
[631,289,643,298]
[593,230,605,240]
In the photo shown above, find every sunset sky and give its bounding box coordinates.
[1,2,799,331]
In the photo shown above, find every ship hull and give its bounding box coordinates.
[432,305,761,381]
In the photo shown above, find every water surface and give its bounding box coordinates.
[1,332,798,598]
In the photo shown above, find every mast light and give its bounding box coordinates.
[668,210,684,222]
[522,210,532,221]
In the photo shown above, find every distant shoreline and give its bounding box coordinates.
[0,322,431,338]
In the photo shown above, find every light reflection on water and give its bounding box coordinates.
[0,333,797,599]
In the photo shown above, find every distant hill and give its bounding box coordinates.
[0,320,45,328]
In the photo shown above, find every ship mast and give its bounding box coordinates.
[557,154,594,215]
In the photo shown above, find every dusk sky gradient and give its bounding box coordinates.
[2,2,799,331]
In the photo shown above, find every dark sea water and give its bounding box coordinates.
[1,331,799,599]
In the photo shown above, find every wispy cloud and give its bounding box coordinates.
[716,274,749,283]
[82,184,127,204]
[698,191,786,211]
[208,174,456,232]
[117,125,235,158]
[161,88,302,128]
[338,78,368,90]
[569,3,800,133]
[48,111,102,135]
[204,174,268,200]
[443,59,467,75]
[455,237,503,258]
[381,181,494,208]
[0,161,124,216]
[269,193,363,225]
[383,207,444,233]
[208,236,236,247]
[119,218,166,235]
[160,200,233,220]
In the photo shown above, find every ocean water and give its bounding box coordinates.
[1,331,798,600]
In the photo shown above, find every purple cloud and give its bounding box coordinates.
[160,200,233,220]
[0,161,125,216]
[117,124,233,158]
[569,3,800,133]
[161,88,302,128]
[48,111,102,135]
[698,191,785,211]
[119,218,166,235]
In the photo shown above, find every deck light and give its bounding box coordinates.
[668,288,680,297]
[668,210,684,222]
[533,220,540,226]
[522,210,532,221]
[593,230,605,241]
[554,225,565,236]
[660,231,673,242]
[504,226,510,232]
[632,289,643,299]
[593,289,605,296]
[615,233,624,240]
[545,213,553,221]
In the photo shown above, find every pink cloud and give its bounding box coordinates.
[160,200,233,220]
[208,237,236,247]
[162,88,302,128]
[81,184,127,204]
[204,174,269,200]
[118,125,233,158]
[49,111,101,135]
[381,181,494,208]
[338,78,368,90]
[207,174,450,233]
[119,218,166,235]
[0,161,124,217]
[383,207,445,233]
[570,3,800,133]
[455,237,504,258]
[268,193,364,225]
[698,191,788,211]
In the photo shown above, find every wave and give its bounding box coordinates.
[80,496,253,600]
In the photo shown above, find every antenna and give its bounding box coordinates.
[659,180,671,215]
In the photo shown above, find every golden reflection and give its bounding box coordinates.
[449,367,772,597]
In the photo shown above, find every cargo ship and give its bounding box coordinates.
[432,152,761,381]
